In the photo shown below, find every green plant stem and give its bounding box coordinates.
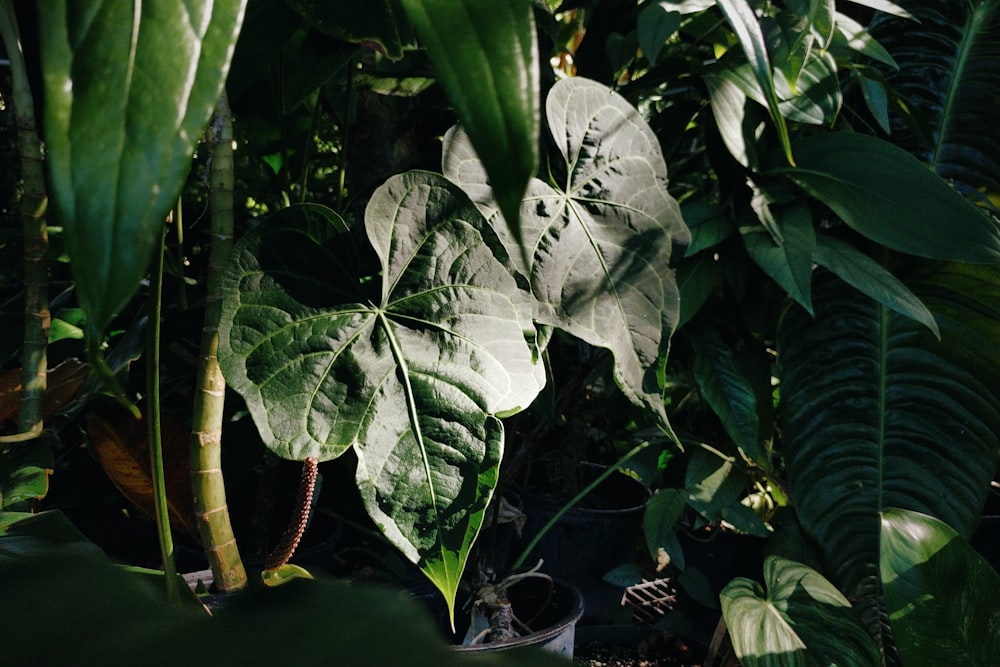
[1,0,49,435]
[510,440,651,570]
[190,90,246,592]
[148,224,181,605]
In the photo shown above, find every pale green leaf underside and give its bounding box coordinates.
[219,176,543,617]
[444,77,689,433]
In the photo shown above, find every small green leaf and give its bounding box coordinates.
[684,446,743,523]
[677,253,719,329]
[721,556,881,667]
[740,203,816,315]
[813,235,939,338]
[857,68,892,134]
[401,0,538,254]
[638,4,681,63]
[683,201,734,256]
[772,133,1000,263]
[261,563,314,586]
[880,508,1000,667]
[644,488,687,568]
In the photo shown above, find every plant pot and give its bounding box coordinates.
[409,576,584,658]
[455,577,584,657]
[513,461,651,623]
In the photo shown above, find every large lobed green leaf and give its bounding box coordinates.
[778,264,1000,642]
[444,77,690,435]
[218,182,543,619]
[401,0,538,251]
[38,1,246,339]
[870,0,1000,194]
[721,556,880,667]
[880,508,1000,667]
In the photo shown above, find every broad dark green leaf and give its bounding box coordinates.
[880,508,1000,667]
[721,556,880,667]
[778,265,1000,645]
[691,325,762,463]
[39,1,246,339]
[740,203,815,314]
[443,77,690,434]
[871,0,1000,194]
[771,133,1000,263]
[219,186,543,619]
[813,235,939,337]
[638,3,681,64]
[0,551,566,666]
[683,201,734,256]
[401,0,538,252]
[716,0,794,164]
[288,0,414,59]
[677,253,719,328]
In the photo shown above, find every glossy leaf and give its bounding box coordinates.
[691,325,762,463]
[778,264,1000,641]
[287,0,414,59]
[401,0,538,251]
[716,0,794,164]
[704,66,765,168]
[218,185,543,619]
[845,0,913,19]
[38,1,246,339]
[771,132,1000,263]
[444,77,689,434]
[813,235,939,337]
[870,0,1000,194]
[721,556,880,667]
[741,202,815,315]
[880,508,1000,667]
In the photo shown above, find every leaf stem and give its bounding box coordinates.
[148,222,181,604]
[510,440,650,570]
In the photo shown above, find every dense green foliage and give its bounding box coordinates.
[1,0,999,663]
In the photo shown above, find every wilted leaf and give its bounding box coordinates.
[87,406,199,540]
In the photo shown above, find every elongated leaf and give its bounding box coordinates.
[38,1,246,339]
[721,556,880,667]
[219,186,543,619]
[778,264,1000,644]
[771,133,1000,263]
[845,0,914,19]
[401,0,538,251]
[871,0,1000,193]
[880,508,1000,667]
[716,0,794,164]
[644,488,687,569]
[691,325,761,463]
[443,78,689,434]
[813,235,939,337]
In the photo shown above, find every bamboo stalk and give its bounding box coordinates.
[1,0,49,437]
[190,90,246,591]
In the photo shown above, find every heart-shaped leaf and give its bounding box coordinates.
[444,77,690,434]
[219,181,543,619]
[721,556,881,667]
[38,1,246,340]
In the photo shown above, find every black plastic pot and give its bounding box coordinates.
[455,577,584,657]
[513,462,651,622]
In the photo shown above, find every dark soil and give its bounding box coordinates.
[574,631,706,667]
